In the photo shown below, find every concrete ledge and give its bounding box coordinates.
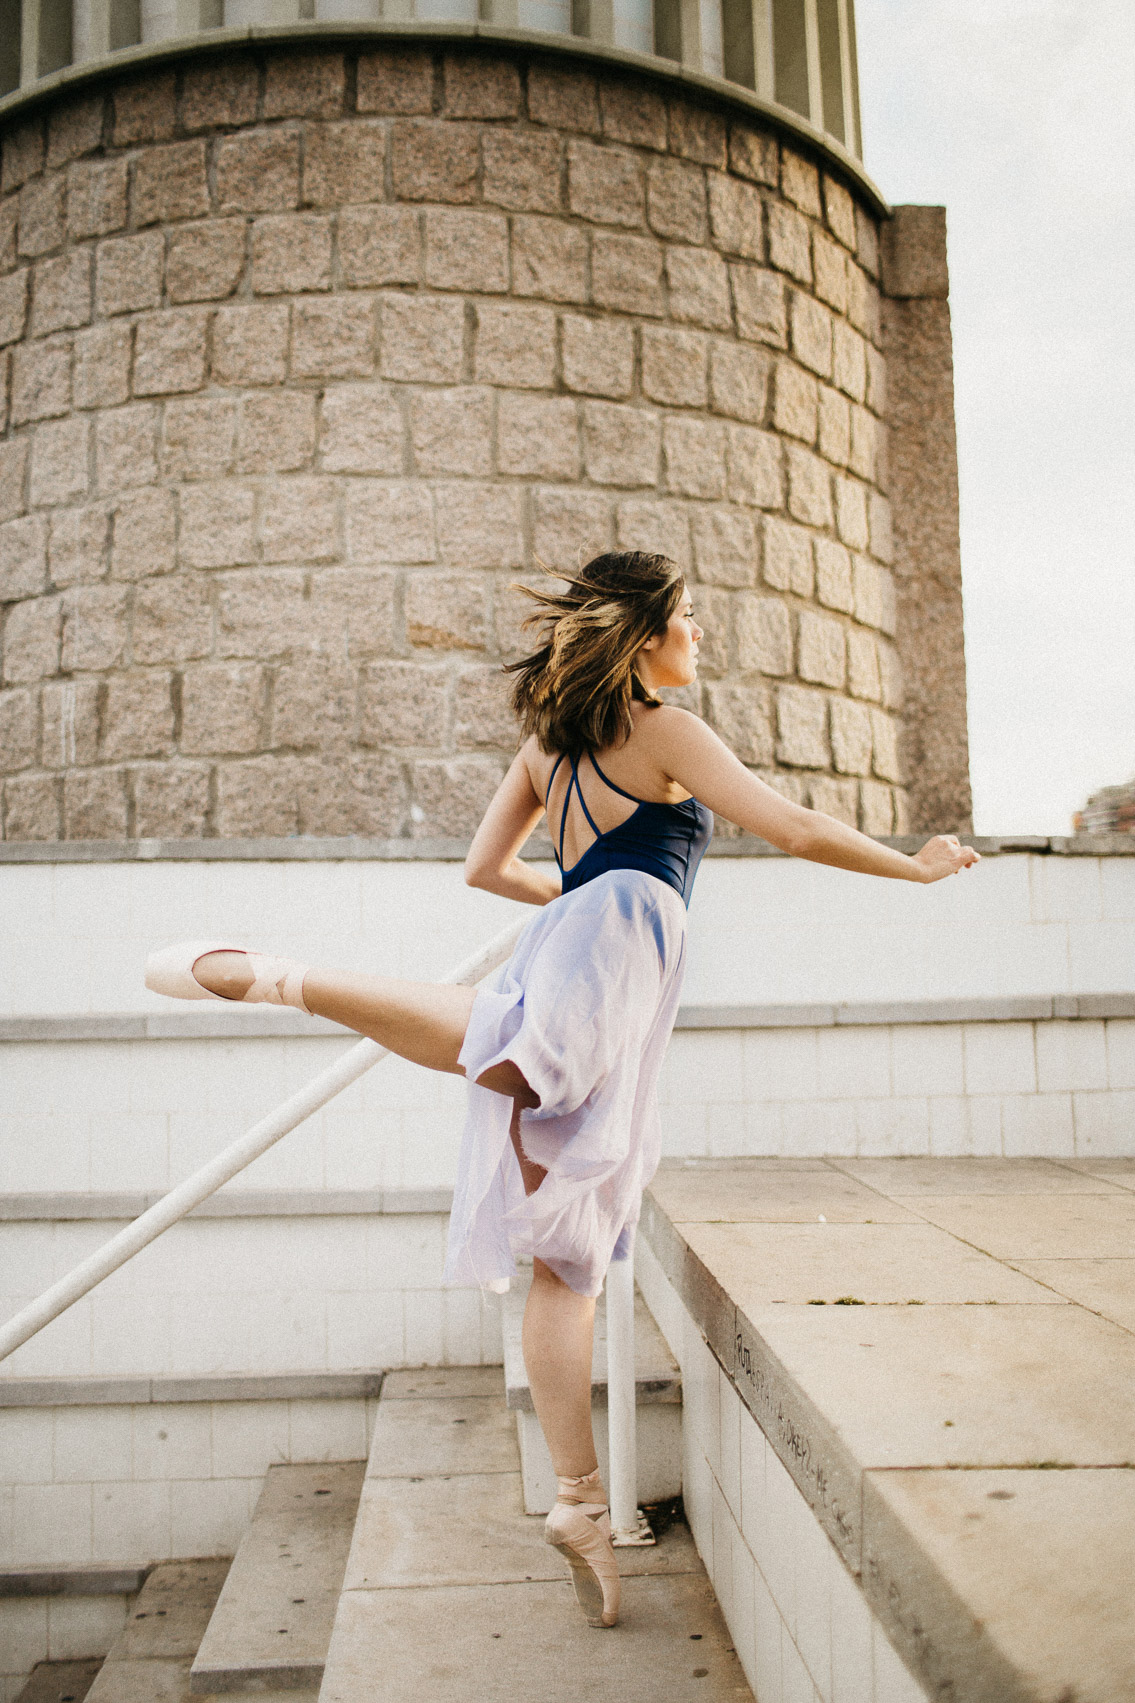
[5,993,1134,1044]
[0,1564,151,1597]
[0,833,1133,863]
[640,1157,1135,1703]
[0,1188,454,1219]
[0,1369,386,1407]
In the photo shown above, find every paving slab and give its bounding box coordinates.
[834,1156,1129,1195]
[906,1191,1135,1259]
[650,1159,919,1222]
[862,1468,1135,1703]
[345,1471,701,1591]
[84,1562,232,1703]
[682,1220,1062,1306]
[190,1462,364,1694]
[1007,1258,1135,1332]
[323,1352,750,1703]
[380,1366,506,1400]
[101,1562,231,1662]
[366,1394,517,1478]
[1053,1157,1135,1192]
[91,1667,314,1703]
[647,1157,1135,1703]
[745,1301,1135,1470]
[321,1575,750,1703]
[14,1661,102,1703]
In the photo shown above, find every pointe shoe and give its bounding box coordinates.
[145,940,311,1014]
[545,1469,620,1628]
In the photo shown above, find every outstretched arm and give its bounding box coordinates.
[465,746,562,905]
[654,710,978,884]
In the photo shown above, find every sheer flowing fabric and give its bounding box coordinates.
[443,869,687,1298]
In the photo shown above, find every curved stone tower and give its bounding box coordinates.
[0,10,972,842]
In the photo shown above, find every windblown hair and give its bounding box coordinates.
[506,552,685,757]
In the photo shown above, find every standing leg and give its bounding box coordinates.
[510,1107,619,1628]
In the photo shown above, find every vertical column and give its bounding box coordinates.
[677,0,700,67]
[845,0,863,155]
[697,0,722,76]
[605,1251,640,1541]
[881,206,974,833]
[72,0,110,60]
[585,0,613,43]
[751,0,773,98]
[836,0,858,153]
[20,0,42,82]
[802,0,823,128]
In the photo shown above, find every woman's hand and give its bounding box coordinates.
[909,834,981,884]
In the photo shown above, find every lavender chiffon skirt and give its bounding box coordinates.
[442,869,687,1299]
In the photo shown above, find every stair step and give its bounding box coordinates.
[319,1365,751,1702]
[189,1461,365,1696]
[84,1561,231,1703]
[14,1659,102,1703]
[502,1269,683,1513]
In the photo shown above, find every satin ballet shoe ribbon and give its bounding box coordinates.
[544,1469,620,1629]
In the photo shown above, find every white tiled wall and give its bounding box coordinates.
[0,1032,468,1195]
[0,1213,503,1380]
[3,856,1132,1204]
[4,1013,1131,1204]
[2,853,1133,1022]
[0,1393,377,1570]
[0,1592,135,1703]
[638,1239,927,1703]
[657,1020,1135,1160]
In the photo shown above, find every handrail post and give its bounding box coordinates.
[606,1242,651,1544]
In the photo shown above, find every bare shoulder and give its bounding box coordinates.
[635,703,717,758]
[519,733,556,797]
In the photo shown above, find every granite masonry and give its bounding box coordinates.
[0,37,971,844]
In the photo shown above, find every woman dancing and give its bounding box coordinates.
[145,551,978,1631]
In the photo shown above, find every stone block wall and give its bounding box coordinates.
[0,38,913,842]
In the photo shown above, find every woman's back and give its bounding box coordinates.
[530,707,713,909]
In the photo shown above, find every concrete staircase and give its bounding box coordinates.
[190,1463,364,1698]
[16,1359,751,1703]
[319,1365,747,1703]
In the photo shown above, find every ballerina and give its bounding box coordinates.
[146,550,978,1630]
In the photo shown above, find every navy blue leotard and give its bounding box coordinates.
[547,751,713,909]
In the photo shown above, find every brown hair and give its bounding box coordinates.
[506,552,685,757]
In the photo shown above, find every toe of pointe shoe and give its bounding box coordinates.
[144,940,243,1001]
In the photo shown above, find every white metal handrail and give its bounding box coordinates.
[0,919,526,1365]
[0,910,646,1531]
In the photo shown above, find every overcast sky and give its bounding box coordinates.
[854,0,1135,834]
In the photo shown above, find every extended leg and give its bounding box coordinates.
[191,951,537,1103]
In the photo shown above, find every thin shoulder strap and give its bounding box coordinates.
[545,753,567,869]
[588,752,647,805]
[545,752,566,807]
[568,756,604,838]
